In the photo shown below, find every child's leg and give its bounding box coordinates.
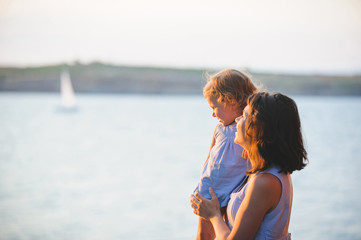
[221,206,228,226]
[196,217,215,240]
[196,207,227,240]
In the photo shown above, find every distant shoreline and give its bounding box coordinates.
[1,62,360,95]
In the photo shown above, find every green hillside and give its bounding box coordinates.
[0,62,360,95]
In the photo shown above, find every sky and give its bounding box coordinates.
[0,0,360,74]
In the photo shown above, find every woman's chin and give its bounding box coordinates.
[234,138,246,149]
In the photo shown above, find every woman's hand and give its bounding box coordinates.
[190,187,222,220]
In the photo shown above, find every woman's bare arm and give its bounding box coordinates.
[211,174,281,240]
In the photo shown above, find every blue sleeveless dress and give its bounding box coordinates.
[194,123,249,207]
[227,167,293,240]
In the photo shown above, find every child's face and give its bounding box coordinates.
[207,97,240,126]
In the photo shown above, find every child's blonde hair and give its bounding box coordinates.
[203,69,257,113]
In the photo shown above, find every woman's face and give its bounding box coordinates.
[235,105,250,149]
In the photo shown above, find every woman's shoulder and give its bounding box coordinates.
[248,173,282,212]
[259,166,289,182]
[251,172,281,191]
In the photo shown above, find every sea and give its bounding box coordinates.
[0,92,360,240]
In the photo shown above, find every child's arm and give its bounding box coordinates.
[203,133,216,168]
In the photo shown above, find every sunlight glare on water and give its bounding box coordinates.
[0,93,360,239]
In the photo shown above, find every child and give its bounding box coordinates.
[193,69,257,240]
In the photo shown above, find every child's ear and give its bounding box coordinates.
[225,99,238,107]
[230,100,240,111]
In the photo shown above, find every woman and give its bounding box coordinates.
[190,92,308,240]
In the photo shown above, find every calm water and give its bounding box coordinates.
[0,93,360,240]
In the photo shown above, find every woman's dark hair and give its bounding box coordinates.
[245,92,308,174]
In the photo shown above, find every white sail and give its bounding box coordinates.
[60,70,76,109]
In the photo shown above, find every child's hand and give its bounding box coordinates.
[242,149,248,159]
[190,188,221,220]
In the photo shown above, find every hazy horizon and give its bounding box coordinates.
[1,0,360,75]
[1,60,361,77]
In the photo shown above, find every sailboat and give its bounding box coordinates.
[59,70,78,111]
